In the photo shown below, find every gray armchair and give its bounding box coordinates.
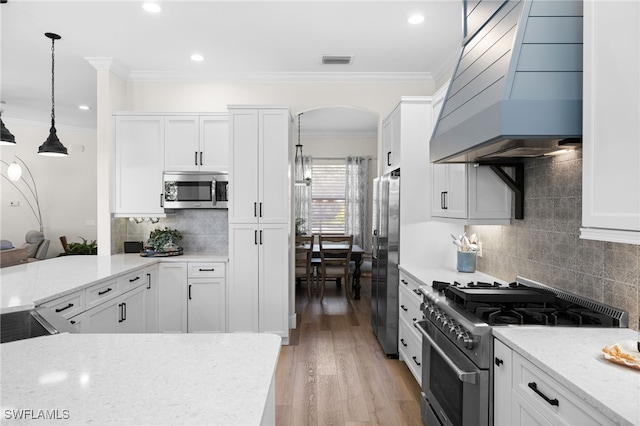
[21,230,50,260]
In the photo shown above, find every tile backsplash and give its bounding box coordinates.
[111,209,229,256]
[466,149,639,330]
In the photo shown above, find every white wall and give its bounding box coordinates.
[0,120,97,257]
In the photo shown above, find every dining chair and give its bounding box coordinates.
[295,235,314,301]
[318,235,353,301]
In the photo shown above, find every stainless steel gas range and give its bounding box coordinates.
[415,276,628,426]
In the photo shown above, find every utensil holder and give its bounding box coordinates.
[457,251,476,273]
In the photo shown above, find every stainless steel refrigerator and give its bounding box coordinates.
[370,169,400,357]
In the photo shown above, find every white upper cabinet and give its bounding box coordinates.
[581,1,640,245]
[164,114,228,172]
[228,107,290,224]
[382,107,401,173]
[113,115,165,217]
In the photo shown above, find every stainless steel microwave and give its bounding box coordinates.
[162,172,228,209]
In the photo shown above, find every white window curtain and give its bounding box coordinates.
[294,155,312,235]
[345,156,369,251]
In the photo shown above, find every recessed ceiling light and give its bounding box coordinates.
[78,105,90,111]
[143,3,161,13]
[190,54,204,62]
[408,14,425,24]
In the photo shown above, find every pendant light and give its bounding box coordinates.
[38,32,68,157]
[0,102,16,146]
[295,112,311,186]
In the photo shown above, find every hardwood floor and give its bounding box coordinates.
[275,276,423,425]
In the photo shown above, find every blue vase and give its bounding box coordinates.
[457,251,476,273]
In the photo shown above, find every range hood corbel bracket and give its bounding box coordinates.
[483,162,524,220]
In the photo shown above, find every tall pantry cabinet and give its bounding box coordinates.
[228,106,291,344]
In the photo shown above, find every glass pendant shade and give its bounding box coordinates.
[38,125,68,156]
[7,162,22,181]
[0,118,16,145]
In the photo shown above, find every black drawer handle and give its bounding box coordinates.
[400,338,407,347]
[55,303,73,313]
[412,288,421,296]
[129,276,140,283]
[118,303,124,323]
[528,382,559,406]
[412,356,421,366]
[401,279,408,285]
[98,287,113,296]
[198,268,215,272]
[400,304,408,312]
[495,357,503,366]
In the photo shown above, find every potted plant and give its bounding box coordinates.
[65,237,97,255]
[146,227,183,254]
[295,218,308,236]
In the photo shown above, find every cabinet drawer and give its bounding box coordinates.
[119,269,147,294]
[188,262,225,278]
[39,291,85,319]
[512,352,611,425]
[86,279,119,309]
[399,285,423,327]
[399,272,424,302]
[399,319,422,385]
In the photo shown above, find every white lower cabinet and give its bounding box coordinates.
[144,265,159,333]
[494,338,613,426]
[83,285,146,333]
[398,271,425,385]
[157,262,226,333]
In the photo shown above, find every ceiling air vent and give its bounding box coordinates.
[322,55,352,65]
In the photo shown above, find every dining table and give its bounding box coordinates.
[311,243,365,300]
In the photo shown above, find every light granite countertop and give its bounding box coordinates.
[0,253,228,313]
[0,332,280,425]
[398,263,506,287]
[494,327,640,426]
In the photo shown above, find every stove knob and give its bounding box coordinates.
[448,323,458,335]
[456,332,474,349]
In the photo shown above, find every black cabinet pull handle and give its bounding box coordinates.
[400,338,407,347]
[55,303,73,313]
[70,320,76,325]
[412,356,421,366]
[98,288,112,296]
[198,268,215,272]
[440,192,444,209]
[160,193,164,207]
[495,357,503,366]
[118,303,124,323]
[528,382,559,406]
[147,273,151,290]
[444,191,448,209]
[412,288,421,297]
[260,230,263,245]
[254,202,257,217]
[401,279,408,285]
[200,151,203,166]
[129,276,140,283]
[400,304,408,312]
[254,230,258,245]
[387,151,391,166]
[123,303,126,321]
[259,202,263,217]
[194,151,198,166]
[188,284,192,300]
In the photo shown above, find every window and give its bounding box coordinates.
[311,161,345,234]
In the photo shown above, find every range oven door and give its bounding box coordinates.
[416,320,489,426]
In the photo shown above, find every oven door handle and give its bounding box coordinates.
[415,320,478,385]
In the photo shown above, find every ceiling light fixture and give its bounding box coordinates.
[190,54,204,62]
[0,104,16,146]
[143,3,161,13]
[38,33,68,157]
[408,14,425,24]
[295,113,311,187]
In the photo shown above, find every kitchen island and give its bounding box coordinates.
[1,332,280,425]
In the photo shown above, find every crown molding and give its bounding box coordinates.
[84,57,130,81]
[127,70,435,84]
[301,129,377,138]
[1,117,96,133]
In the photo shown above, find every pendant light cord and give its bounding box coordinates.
[50,37,56,127]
